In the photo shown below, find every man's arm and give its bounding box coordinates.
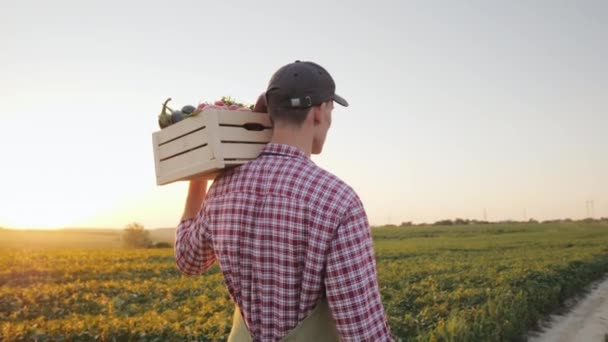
[174,178,216,276]
[324,195,394,341]
[181,179,208,221]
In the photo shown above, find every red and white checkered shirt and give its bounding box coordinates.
[175,143,393,341]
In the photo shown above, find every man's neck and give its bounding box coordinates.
[269,128,312,158]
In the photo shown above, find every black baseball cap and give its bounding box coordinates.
[265,60,349,109]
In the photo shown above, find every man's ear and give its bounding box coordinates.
[312,106,322,125]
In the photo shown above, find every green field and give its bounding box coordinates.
[2,222,608,341]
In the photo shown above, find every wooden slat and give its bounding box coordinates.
[157,128,208,160]
[216,110,272,127]
[219,126,272,143]
[157,161,223,185]
[224,160,256,165]
[221,143,266,160]
[154,115,206,145]
[152,133,161,178]
[158,145,214,184]
[159,144,213,174]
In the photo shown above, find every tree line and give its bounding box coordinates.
[383,217,608,228]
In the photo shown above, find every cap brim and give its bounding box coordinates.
[333,93,349,107]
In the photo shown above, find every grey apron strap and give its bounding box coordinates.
[228,299,340,342]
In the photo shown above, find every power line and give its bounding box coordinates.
[586,200,596,218]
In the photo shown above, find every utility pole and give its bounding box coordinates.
[483,208,487,222]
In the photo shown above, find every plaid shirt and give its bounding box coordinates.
[175,143,393,341]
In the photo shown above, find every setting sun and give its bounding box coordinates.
[0,196,93,229]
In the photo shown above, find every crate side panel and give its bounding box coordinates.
[219,126,272,143]
[221,143,266,160]
[204,110,224,162]
[152,133,162,177]
[158,145,214,181]
[158,129,208,160]
[156,161,223,185]
[217,110,272,127]
[155,115,206,145]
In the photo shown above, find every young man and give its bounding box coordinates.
[175,61,394,341]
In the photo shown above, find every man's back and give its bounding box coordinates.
[175,143,393,341]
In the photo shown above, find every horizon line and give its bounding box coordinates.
[2,216,607,231]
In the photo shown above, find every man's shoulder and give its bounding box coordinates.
[306,164,360,207]
[209,157,359,206]
[310,164,352,191]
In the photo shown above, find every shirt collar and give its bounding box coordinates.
[260,143,309,160]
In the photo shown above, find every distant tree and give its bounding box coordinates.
[499,220,517,224]
[528,218,539,224]
[470,220,490,225]
[152,241,172,248]
[400,221,413,227]
[122,222,152,248]
[434,219,454,226]
[454,218,470,225]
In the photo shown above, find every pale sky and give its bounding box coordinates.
[1,0,606,229]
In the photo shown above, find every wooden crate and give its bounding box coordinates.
[152,109,272,185]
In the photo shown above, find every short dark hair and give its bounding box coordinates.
[268,106,311,127]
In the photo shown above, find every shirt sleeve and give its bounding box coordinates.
[324,195,394,341]
[174,208,216,276]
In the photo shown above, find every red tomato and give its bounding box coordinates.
[215,100,224,106]
[228,104,240,110]
[203,104,221,110]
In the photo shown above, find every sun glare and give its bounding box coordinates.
[1,215,71,230]
[0,199,92,229]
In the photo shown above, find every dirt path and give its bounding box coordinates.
[527,275,608,342]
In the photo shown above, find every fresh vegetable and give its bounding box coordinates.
[171,110,184,123]
[182,105,196,115]
[158,98,173,128]
[221,96,254,110]
[203,104,222,110]
[156,95,259,130]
